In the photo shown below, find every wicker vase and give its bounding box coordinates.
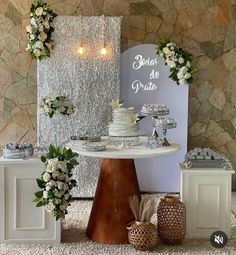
[126,221,157,251]
[157,196,186,244]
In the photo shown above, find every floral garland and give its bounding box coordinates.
[26,0,57,60]
[40,95,76,118]
[34,145,78,220]
[156,39,197,85]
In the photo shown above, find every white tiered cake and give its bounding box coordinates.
[109,107,139,137]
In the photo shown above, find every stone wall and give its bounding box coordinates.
[1,0,236,188]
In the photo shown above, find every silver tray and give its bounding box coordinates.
[3,148,34,159]
[189,159,224,168]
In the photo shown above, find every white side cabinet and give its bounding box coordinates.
[179,165,235,239]
[0,157,61,243]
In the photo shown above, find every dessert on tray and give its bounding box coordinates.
[141,104,169,115]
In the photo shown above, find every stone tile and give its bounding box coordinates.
[224,21,236,52]
[201,5,218,25]
[0,59,12,97]
[222,48,236,71]
[189,135,205,147]
[217,131,232,145]
[8,0,31,16]
[211,67,228,89]
[200,41,223,60]
[226,67,236,92]
[127,39,141,49]
[209,88,225,111]
[232,116,236,129]
[144,33,159,44]
[174,13,193,35]
[14,86,36,105]
[189,97,200,115]
[5,79,27,99]
[130,15,146,31]
[211,27,226,43]
[184,24,212,42]
[129,1,161,15]
[30,116,37,130]
[232,4,236,20]
[26,104,37,116]
[66,0,81,7]
[162,9,177,25]
[0,121,27,145]
[47,0,65,5]
[0,111,11,131]
[190,121,207,137]
[19,130,37,144]
[12,52,31,77]
[195,101,212,123]
[181,38,204,58]
[103,0,129,16]
[217,0,231,27]
[220,120,235,135]
[0,33,20,53]
[212,107,222,121]
[0,0,10,15]
[3,97,15,112]
[222,102,236,120]
[12,71,24,83]
[5,1,22,25]
[158,21,173,38]
[12,109,33,130]
[0,15,14,36]
[150,0,172,13]
[226,140,236,156]
[0,48,15,69]
[197,81,213,103]
[146,16,162,33]
[206,120,224,137]
[91,0,103,15]
[51,1,76,15]
[125,26,145,41]
[197,55,213,69]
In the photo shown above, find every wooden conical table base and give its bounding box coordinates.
[86,158,140,244]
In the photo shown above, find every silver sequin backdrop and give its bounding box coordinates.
[37,16,121,197]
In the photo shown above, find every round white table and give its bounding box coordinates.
[67,137,180,244]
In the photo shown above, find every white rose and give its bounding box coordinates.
[30,18,37,26]
[45,185,51,191]
[35,7,44,16]
[179,78,187,85]
[35,40,44,49]
[184,72,191,80]
[64,193,70,200]
[49,158,59,165]
[63,183,69,192]
[58,190,64,198]
[38,23,44,32]
[30,34,35,40]
[45,202,55,212]
[43,172,51,182]
[33,48,41,57]
[186,61,191,68]
[38,31,47,42]
[26,25,32,33]
[48,180,56,187]
[177,66,188,79]
[166,60,176,68]
[178,57,184,64]
[58,181,64,190]
[44,21,50,29]
[159,52,164,57]
[43,190,48,199]
[162,47,172,55]
[58,161,67,171]
[46,163,57,173]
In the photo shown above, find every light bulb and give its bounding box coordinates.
[77,46,86,56]
[100,47,109,57]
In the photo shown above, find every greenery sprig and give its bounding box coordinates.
[26,0,57,60]
[34,145,78,220]
[156,39,197,85]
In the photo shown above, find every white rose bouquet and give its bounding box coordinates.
[40,95,76,118]
[34,145,78,220]
[156,39,197,85]
[26,0,57,60]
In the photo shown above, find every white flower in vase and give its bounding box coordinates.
[48,180,56,187]
[43,190,48,199]
[35,7,44,16]
[162,47,172,56]
[60,200,69,211]
[30,18,37,26]
[33,48,41,57]
[45,185,51,191]
[179,78,187,85]
[166,59,176,68]
[184,72,191,80]
[26,25,32,33]
[178,57,184,64]
[35,40,44,49]
[58,181,64,190]
[52,171,60,179]
[58,161,67,172]
[45,202,55,212]
[64,193,70,200]
[38,31,47,42]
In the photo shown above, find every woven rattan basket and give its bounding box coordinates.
[157,196,186,244]
[126,221,157,251]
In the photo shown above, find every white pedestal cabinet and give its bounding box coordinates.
[179,165,235,239]
[0,157,60,243]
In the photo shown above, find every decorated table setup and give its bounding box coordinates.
[2,0,236,253]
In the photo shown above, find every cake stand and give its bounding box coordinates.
[66,137,180,244]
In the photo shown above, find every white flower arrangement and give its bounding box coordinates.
[40,95,76,118]
[34,145,78,220]
[26,0,57,60]
[156,39,197,85]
